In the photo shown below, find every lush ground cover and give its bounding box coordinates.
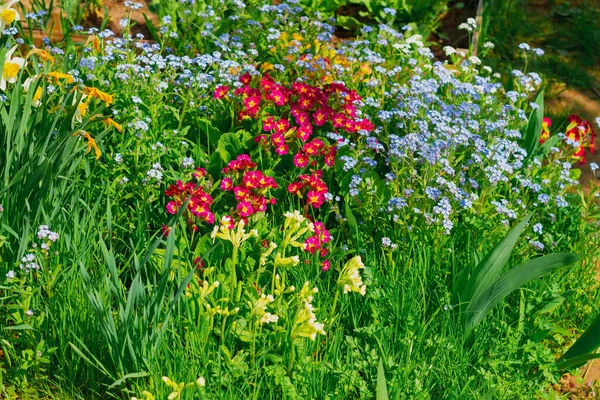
[1,0,600,398]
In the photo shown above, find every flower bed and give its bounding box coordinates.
[1,1,600,398]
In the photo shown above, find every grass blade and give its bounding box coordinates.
[376,359,389,400]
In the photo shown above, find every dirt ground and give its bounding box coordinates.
[19,0,158,39]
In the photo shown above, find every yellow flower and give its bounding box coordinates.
[338,256,367,296]
[359,62,372,76]
[131,391,155,400]
[26,48,55,65]
[251,293,278,323]
[46,71,75,84]
[85,35,102,53]
[282,210,313,249]
[1,45,27,91]
[83,86,113,106]
[103,117,122,132]
[72,130,101,160]
[211,218,258,248]
[261,62,274,72]
[72,94,88,127]
[0,0,20,33]
[274,253,299,268]
[291,284,325,341]
[22,77,42,107]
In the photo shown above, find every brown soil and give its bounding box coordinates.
[557,361,600,398]
[88,0,158,39]
[430,0,476,57]
[19,0,159,40]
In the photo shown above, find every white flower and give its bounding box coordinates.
[443,46,456,56]
[1,45,27,91]
[261,312,279,324]
[72,93,88,127]
[22,76,42,107]
[0,0,20,34]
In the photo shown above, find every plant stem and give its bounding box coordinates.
[231,246,238,301]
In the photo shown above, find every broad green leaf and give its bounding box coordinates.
[558,312,600,368]
[537,295,565,315]
[458,214,532,307]
[556,353,600,371]
[218,132,243,160]
[464,253,582,333]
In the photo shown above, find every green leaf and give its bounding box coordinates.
[3,324,34,331]
[558,312,600,368]
[537,295,565,315]
[218,132,243,160]
[207,151,224,179]
[199,118,222,144]
[464,253,582,333]
[109,371,150,389]
[142,13,160,41]
[556,353,600,371]
[521,89,544,160]
[345,199,360,247]
[376,359,389,400]
[457,214,532,308]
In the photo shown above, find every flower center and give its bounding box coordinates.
[3,61,19,80]
[1,8,16,24]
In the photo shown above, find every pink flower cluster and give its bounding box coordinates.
[302,220,332,272]
[215,74,374,159]
[165,169,214,230]
[288,170,329,208]
[220,154,278,219]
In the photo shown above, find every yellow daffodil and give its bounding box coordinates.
[26,48,55,65]
[47,71,74,84]
[72,130,101,159]
[72,94,88,127]
[82,86,113,106]
[102,117,122,132]
[0,0,20,33]
[1,45,27,91]
[22,77,42,107]
[85,35,101,53]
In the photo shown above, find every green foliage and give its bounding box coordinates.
[1,1,600,399]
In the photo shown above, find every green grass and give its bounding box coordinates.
[1,1,600,399]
